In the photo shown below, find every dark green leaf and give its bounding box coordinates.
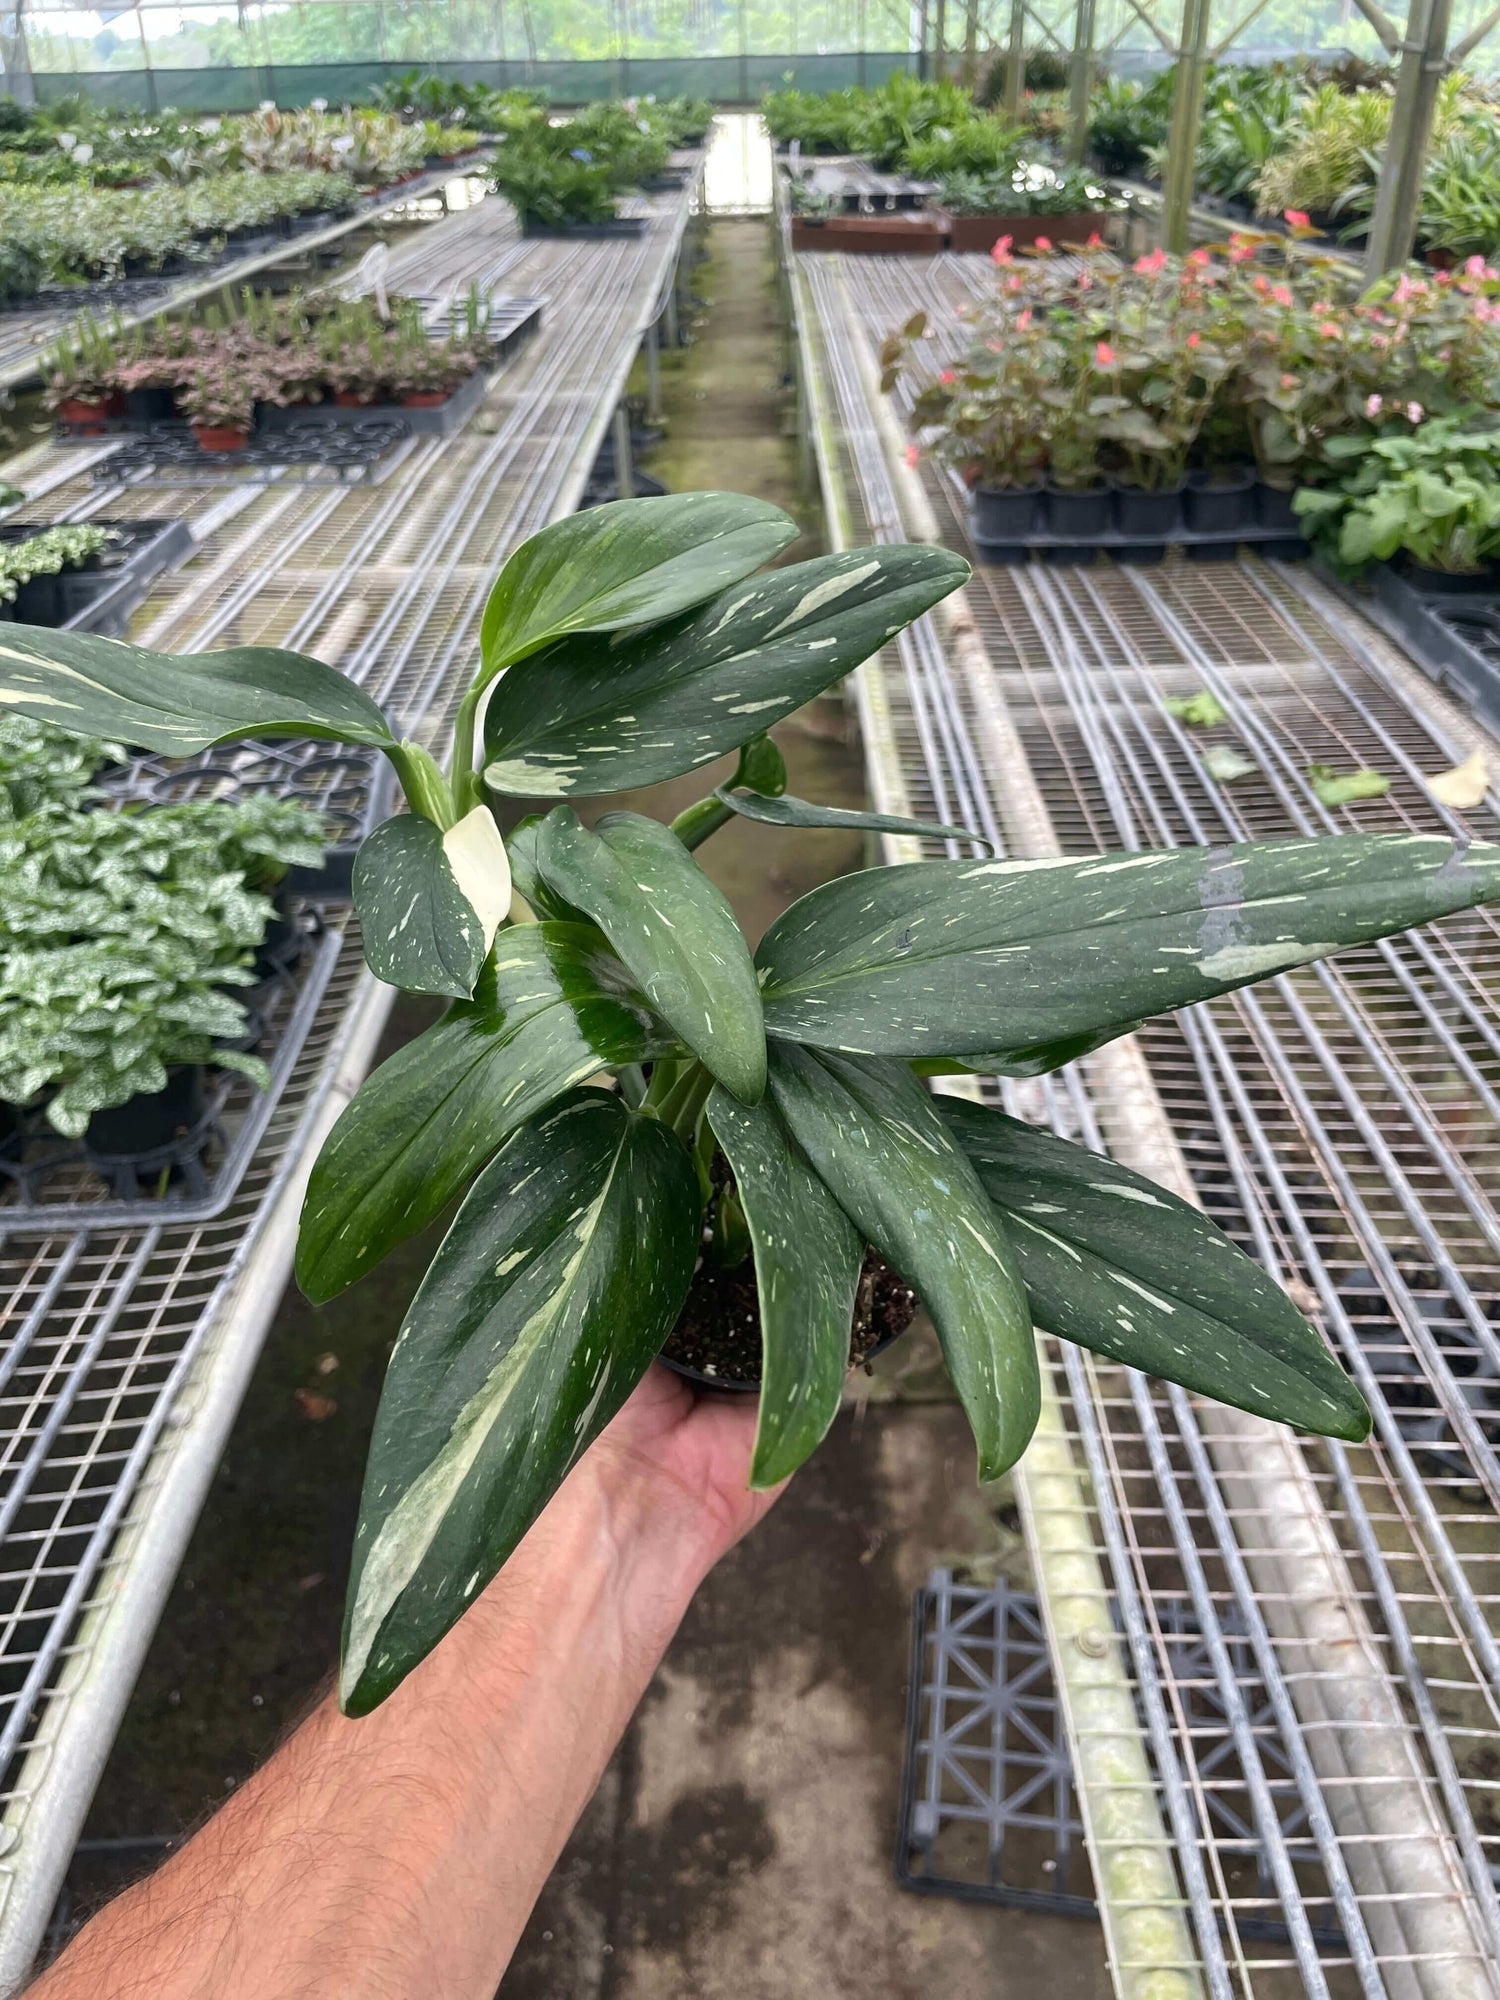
[478,492,798,676]
[766,1047,1037,1479]
[939,1098,1370,1441]
[715,785,992,850]
[536,808,766,1103]
[482,546,970,797]
[0,626,394,754]
[352,808,511,1000]
[505,815,589,923]
[706,1086,863,1487]
[296,925,669,1303]
[911,1026,1138,1080]
[340,1091,699,1713]
[757,835,1500,1058]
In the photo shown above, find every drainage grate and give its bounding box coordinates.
[898,1572,1093,1915]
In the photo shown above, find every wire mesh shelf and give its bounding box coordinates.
[796,241,1500,1996]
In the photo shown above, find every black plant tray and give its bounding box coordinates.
[261,366,488,437]
[0,518,192,635]
[99,740,393,899]
[1366,563,1500,737]
[89,417,416,488]
[971,523,1310,566]
[411,292,544,363]
[520,215,648,239]
[0,916,346,1230]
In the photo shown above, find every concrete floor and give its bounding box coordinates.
[56,216,1112,1999]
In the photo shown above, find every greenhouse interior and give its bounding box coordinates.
[9,2,1500,1995]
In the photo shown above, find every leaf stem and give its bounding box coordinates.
[386,740,457,829]
[448,684,486,816]
[669,795,735,852]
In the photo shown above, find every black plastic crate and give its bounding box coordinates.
[0,518,192,636]
[1367,564,1500,738]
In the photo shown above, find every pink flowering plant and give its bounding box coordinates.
[883,225,1500,515]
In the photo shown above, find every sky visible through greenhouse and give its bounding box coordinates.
[13,0,1500,77]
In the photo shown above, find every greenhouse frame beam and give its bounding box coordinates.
[1161,0,1212,255]
[1449,2,1500,68]
[1364,0,1454,278]
[1347,0,1404,53]
[1066,0,1096,162]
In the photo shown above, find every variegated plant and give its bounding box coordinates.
[4,491,1498,1714]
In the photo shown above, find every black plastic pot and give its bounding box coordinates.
[1405,559,1500,597]
[660,1316,912,1394]
[85,1065,206,1163]
[1254,481,1301,532]
[124,385,178,424]
[12,573,62,625]
[1111,480,1184,535]
[252,896,307,980]
[1184,467,1256,534]
[972,483,1044,541]
[1045,483,1112,537]
[1113,542,1168,567]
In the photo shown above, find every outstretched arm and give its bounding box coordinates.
[28,1369,778,2000]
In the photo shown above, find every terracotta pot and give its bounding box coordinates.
[940,210,1111,256]
[400,389,448,407]
[57,396,110,433]
[333,390,368,408]
[192,423,251,454]
[789,213,948,256]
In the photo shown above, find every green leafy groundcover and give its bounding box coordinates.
[6,490,1495,1714]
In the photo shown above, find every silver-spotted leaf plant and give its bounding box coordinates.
[6,492,1500,1714]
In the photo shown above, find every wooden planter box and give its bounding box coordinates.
[790,213,948,255]
[939,211,1112,255]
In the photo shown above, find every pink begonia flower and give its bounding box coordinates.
[1086,231,1104,248]
[1318,320,1341,338]
[1271,284,1293,307]
[1366,393,1383,416]
[1016,309,1033,330]
[1034,235,1052,252]
[1186,330,1201,348]
[939,369,956,383]
[1006,274,1026,293]
[904,443,920,466]
[990,235,1014,263]
[1095,341,1116,366]
[1186,247,1210,267]
[1228,236,1255,263]
[1133,247,1167,274]
[1284,209,1311,228]
[1407,401,1424,423]
[1279,373,1296,389]
[1466,254,1489,276]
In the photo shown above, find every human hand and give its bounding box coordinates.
[587,1362,784,1567]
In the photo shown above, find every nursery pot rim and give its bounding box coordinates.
[657,1316,912,1395]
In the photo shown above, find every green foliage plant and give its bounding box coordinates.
[8,493,1500,1713]
[0,525,118,605]
[1295,416,1500,573]
[0,776,323,1135]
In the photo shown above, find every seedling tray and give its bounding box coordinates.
[412,292,544,363]
[101,739,393,899]
[260,365,489,437]
[0,518,192,635]
[90,417,418,488]
[0,917,346,1231]
[972,523,1310,565]
[520,216,648,239]
[1366,564,1500,737]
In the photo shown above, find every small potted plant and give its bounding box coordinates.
[41,313,123,434]
[0,524,119,626]
[1295,416,1500,588]
[7,492,1498,1714]
[179,356,258,451]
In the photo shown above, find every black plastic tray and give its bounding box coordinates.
[0,518,192,635]
[520,215,648,239]
[1367,564,1500,737]
[972,523,1310,565]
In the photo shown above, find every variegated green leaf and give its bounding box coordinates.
[352,807,511,1000]
[939,1097,1370,1441]
[341,1090,699,1713]
[536,808,766,1103]
[715,785,992,851]
[706,1085,863,1487]
[766,1046,1038,1480]
[0,626,394,754]
[482,546,970,798]
[296,925,670,1303]
[758,835,1500,1058]
[478,492,798,676]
